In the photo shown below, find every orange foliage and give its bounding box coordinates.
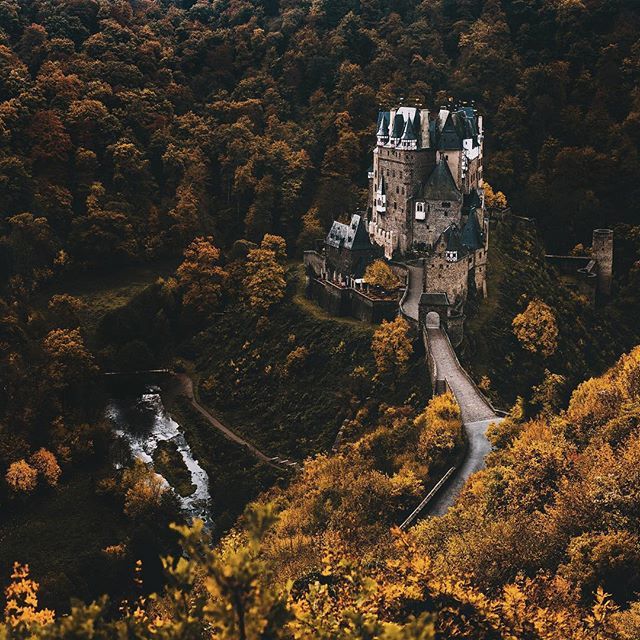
[5,460,37,493]
[30,448,62,487]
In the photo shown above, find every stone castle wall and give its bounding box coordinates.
[306,277,399,323]
[412,198,462,248]
[372,146,436,253]
[424,253,470,306]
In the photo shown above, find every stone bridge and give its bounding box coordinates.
[399,264,501,521]
[421,326,499,516]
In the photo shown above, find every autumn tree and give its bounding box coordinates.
[42,328,97,389]
[176,236,228,317]
[414,392,463,468]
[483,181,508,210]
[5,460,38,493]
[47,294,85,328]
[364,260,399,290]
[371,316,413,379]
[242,247,286,314]
[512,300,559,357]
[30,448,61,487]
[297,207,324,253]
[121,460,168,519]
[3,563,54,630]
[260,233,287,264]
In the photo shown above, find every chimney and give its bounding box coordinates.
[420,108,430,148]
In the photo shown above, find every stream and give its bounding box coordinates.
[105,385,213,528]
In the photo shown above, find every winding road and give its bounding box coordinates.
[400,265,501,518]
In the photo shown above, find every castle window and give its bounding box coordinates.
[402,186,405,195]
[396,186,399,194]
[415,202,425,220]
[441,202,450,208]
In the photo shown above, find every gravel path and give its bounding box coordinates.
[175,374,297,470]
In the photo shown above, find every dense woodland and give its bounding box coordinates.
[1,0,640,637]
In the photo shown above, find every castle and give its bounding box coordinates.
[304,102,613,339]
[305,102,488,336]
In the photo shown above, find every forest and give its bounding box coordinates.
[1,0,640,637]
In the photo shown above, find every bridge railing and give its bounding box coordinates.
[399,466,457,530]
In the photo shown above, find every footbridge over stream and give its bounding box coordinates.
[399,265,502,525]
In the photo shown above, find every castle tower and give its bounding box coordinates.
[592,228,613,297]
[370,106,435,256]
[369,103,483,258]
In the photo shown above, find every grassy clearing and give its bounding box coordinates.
[290,264,374,328]
[180,282,430,460]
[36,261,177,340]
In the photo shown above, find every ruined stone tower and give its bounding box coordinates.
[592,228,613,297]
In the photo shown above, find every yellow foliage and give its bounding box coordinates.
[176,236,228,315]
[243,247,286,313]
[122,460,168,519]
[512,299,559,357]
[260,233,287,263]
[29,448,61,487]
[5,460,38,493]
[371,316,412,378]
[414,392,463,467]
[4,563,54,629]
[364,260,399,290]
[283,345,309,376]
[483,180,508,209]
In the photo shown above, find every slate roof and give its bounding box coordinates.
[443,224,465,255]
[435,106,480,150]
[401,115,417,141]
[438,112,462,150]
[376,111,390,137]
[421,161,462,202]
[391,113,405,138]
[462,189,482,214]
[461,210,483,251]
[325,214,372,251]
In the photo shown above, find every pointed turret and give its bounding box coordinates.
[390,113,404,143]
[421,160,462,202]
[460,209,483,251]
[376,111,390,144]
